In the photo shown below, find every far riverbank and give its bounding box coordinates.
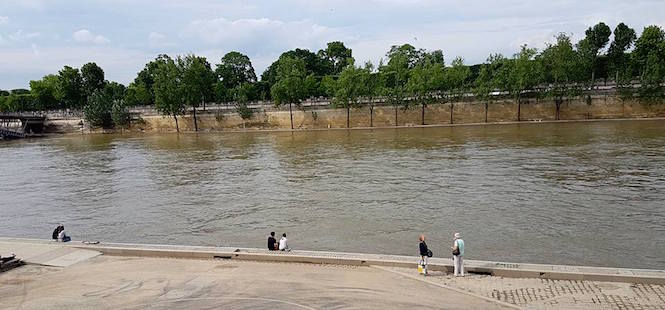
[41,95,665,134]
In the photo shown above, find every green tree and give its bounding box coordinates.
[127,54,171,106]
[104,81,126,102]
[124,82,151,106]
[153,56,186,132]
[539,34,584,120]
[262,48,333,99]
[509,45,541,121]
[81,62,106,98]
[179,54,215,131]
[444,57,470,124]
[270,56,307,129]
[577,22,612,86]
[608,23,637,85]
[318,41,353,75]
[408,57,445,125]
[29,74,61,110]
[216,51,257,90]
[379,44,422,126]
[232,83,254,122]
[333,65,364,128]
[58,66,84,109]
[83,90,113,128]
[358,62,382,127]
[473,54,508,122]
[111,100,130,128]
[633,25,665,102]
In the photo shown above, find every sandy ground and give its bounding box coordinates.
[0,256,508,310]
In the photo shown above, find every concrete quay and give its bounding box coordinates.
[2,238,665,309]
[2,238,664,285]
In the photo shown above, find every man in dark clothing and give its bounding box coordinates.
[52,225,63,240]
[267,232,277,250]
[419,234,429,275]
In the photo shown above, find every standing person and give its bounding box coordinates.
[58,226,71,242]
[267,232,278,251]
[419,234,430,276]
[278,233,290,251]
[452,232,465,277]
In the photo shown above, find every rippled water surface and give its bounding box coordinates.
[1,120,664,269]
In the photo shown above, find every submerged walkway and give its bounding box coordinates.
[1,238,664,309]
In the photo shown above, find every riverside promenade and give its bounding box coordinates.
[1,238,664,309]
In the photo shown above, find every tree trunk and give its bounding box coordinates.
[173,113,179,133]
[394,105,398,127]
[485,102,488,123]
[517,95,521,122]
[370,105,374,127]
[555,98,561,120]
[193,106,198,132]
[346,106,350,128]
[289,102,294,130]
[450,103,454,124]
[421,104,425,125]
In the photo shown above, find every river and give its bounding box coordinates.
[1,120,664,269]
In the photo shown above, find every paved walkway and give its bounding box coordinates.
[0,256,509,310]
[2,238,665,309]
[383,267,665,310]
[0,240,101,267]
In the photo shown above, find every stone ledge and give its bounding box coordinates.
[2,238,663,284]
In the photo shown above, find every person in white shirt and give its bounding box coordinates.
[451,232,465,277]
[58,227,71,242]
[278,233,290,251]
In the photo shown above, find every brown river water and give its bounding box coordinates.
[1,120,664,269]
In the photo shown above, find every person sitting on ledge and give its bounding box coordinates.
[57,226,71,242]
[52,225,63,241]
[267,232,278,251]
[279,233,290,252]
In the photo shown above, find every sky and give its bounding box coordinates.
[1,0,664,89]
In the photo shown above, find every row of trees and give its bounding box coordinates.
[2,22,664,130]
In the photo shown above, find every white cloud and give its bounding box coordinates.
[148,32,168,47]
[31,43,40,57]
[0,16,9,25]
[0,45,152,88]
[8,30,40,41]
[4,0,45,10]
[73,29,110,45]
[184,17,343,54]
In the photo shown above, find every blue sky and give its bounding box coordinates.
[1,0,664,89]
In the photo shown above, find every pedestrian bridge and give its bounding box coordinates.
[0,113,46,139]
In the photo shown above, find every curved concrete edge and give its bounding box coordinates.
[2,238,664,285]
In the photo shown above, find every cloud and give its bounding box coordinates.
[3,0,45,10]
[0,45,152,88]
[0,16,8,25]
[183,17,344,54]
[73,29,110,45]
[31,43,40,57]
[8,30,40,41]
[148,32,169,47]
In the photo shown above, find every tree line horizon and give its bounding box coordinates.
[1,21,664,130]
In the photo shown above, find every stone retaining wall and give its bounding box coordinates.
[134,96,665,132]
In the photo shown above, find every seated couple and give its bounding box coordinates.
[51,225,71,242]
[267,232,290,251]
